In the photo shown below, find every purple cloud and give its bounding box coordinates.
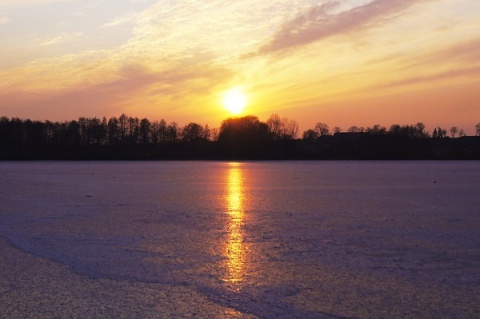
[259,0,431,54]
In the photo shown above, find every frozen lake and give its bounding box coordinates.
[1,161,479,318]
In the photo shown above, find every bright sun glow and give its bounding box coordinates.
[223,88,247,115]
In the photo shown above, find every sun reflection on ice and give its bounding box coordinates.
[225,163,246,285]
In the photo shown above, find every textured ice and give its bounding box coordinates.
[0,161,479,318]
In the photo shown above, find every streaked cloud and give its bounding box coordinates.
[37,32,84,46]
[259,0,432,54]
[102,12,139,28]
[378,66,480,90]
[7,68,227,122]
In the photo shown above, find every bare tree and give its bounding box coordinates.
[415,122,427,138]
[118,114,128,141]
[210,127,219,141]
[367,124,387,135]
[203,124,211,141]
[107,117,119,144]
[302,129,318,141]
[459,129,466,137]
[150,121,160,144]
[127,117,138,139]
[282,118,299,139]
[476,122,480,136]
[158,119,168,142]
[314,122,330,136]
[267,114,282,139]
[267,114,298,139]
[167,122,179,142]
[181,122,204,142]
[139,118,151,144]
[333,127,342,134]
[437,127,447,138]
[347,126,364,133]
[450,126,458,138]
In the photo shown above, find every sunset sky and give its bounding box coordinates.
[1,0,479,134]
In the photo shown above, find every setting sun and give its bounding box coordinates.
[223,88,247,115]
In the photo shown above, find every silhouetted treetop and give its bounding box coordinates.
[314,122,329,136]
[267,114,299,140]
[181,122,202,142]
[302,129,318,141]
[0,114,479,160]
[389,122,428,138]
[218,115,271,157]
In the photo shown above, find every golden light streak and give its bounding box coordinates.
[225,162,245,284]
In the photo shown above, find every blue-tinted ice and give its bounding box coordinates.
[0,161,479,318]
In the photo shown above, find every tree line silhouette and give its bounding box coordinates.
[1,114,479,160]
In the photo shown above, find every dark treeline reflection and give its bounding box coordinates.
[1,114,479,160]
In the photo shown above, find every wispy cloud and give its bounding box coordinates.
[102,12,139,28]
[0,51,233,119]
[365,37,480,89]
[418,38,480,66]
[259,0,431,54]
[378,66,480,89]
[37,32,83,46]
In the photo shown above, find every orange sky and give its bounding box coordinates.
[1,0,479,134]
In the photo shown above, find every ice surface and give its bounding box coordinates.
[0,161,479,318]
